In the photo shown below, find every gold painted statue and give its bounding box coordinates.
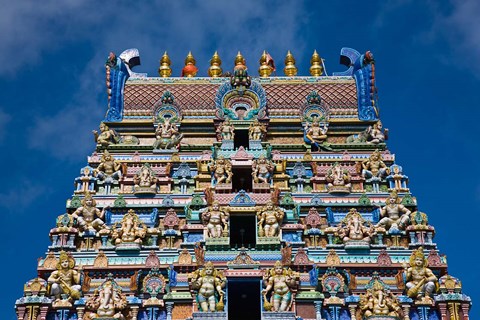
[153,117,184,149]
[85,276,127,320]
[376,191,411,231]
[262,261,299,312]
[249,119,267,140]
[257,201,284,237]
[337,208,374,244]
[367,120,387,144]
[209,156,233,185]
[326,162,351,190]
[93,122,119,147]
[133,163,157,192]
[252,155,275,184]
[359,280,401,319]
[189,262,226,312]
[305,118,328,145]
[47,251,82,304]
[111,209,147,245]
[217,119,235,141]
[95,151,122,194]
[71,192,109,233]
[405,247,438,301]
[361,150,389,180]
[201,201,229,238]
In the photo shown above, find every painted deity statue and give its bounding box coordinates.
[405,247,438,301]
[111,209,147,245]
[189,262,226,312]
[133,163,157,192]
[153,117,183,149]
[93,122,119,147]
[337,208,374,244]
[71,192,109,233]
[85,276,127,320]
[209,156,233,185]
[305,118,328,146]
[362,150,389,180]
[252,155,275,184]
[262,261,299,312]
[367,120,387,144]
[47,251,82,304]
[95,151,122,194]
[376,191,411,231]
[249,119,267,140]
[217,119,235,141]
[257,201,285,237]
[201,201,229,238]
[326,162,351,190]
[359,280,401,319]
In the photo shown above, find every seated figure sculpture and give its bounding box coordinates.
[47,251,82,304]
[305,118,328,147]
[111,209,147,246]
[359,280,401,319]
[405,247,438,301]
[153,117,183,150]
[366,120,387,144]
[361,150,389,192]
[257,201,284,237]
[85,276,127,320]
[217,119,235,141]
[133,163,157,194]
[71,192,109,234]
[337,208,374,245]
[262,261,299,312]
[376,191,411,232]
[93,122,119,147]
[252,155,275,184]
[189,262,226,312]
[249,119,267,140]
[201,201,229,238]
[209,156,233,185]
[95,151,122,194]
[326,162,351,193]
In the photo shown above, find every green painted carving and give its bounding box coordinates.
[401,193,414,205]
[114,194,127,207]
[358,193,371,206]
[70,195,82,208]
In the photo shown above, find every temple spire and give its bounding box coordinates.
[181,51,198,77]
[283,50,297,76]
[158,51,172,77]
[258,50,274,77]
[310,50,324,76]
[208,51,223,77]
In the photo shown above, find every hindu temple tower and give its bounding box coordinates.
[15,47,472,320]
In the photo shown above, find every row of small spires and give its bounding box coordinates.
[158,50,325,77]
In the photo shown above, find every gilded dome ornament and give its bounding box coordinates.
[158,51,172,77]
[310,50,324,76]
[208,51,223,77]
[283,50,297,76]
[258,50,275,77]
[181,51,198,77]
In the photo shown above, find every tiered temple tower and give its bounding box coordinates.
[15,48,472,320]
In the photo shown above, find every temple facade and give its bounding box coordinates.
[15,48,472,320]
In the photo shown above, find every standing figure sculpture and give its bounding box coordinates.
[95,151,123,194]
[361,150,389,192]
[48,251,82,304]
[249,119,267,140]
[376,191,411,232]
[405,247,438,301]
[71,192,109,233]
[85,276,127,320]
[257,201,285,237]
[262,261,299,312]
[201,201,229,238]
[252,155,275,184]
[217,119,235,141]
[93,122,119,147]
[209,156,233,185]
[189,262,226,312]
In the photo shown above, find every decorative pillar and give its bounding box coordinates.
[401,304,411,320]
[447,302,460,320]
[76,307,85,320]
[348,304,357,320]
[166,301,174,320]
[314,301,323,320]
[130,305,139,320]
[461,303,470,320]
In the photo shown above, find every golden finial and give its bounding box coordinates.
[181,51,198,77]
[208,51,223,77]
[310,50,324,76]
[258,50,274,77]
[283,50,297,76]
[234,51,247,72]
[158,51,172,77]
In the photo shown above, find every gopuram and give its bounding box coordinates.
[15,48,472,320]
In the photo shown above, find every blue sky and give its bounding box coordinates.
[1,0,479,317]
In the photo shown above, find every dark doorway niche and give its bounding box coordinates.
[234,129,249,149]
[232,167,252,192]
[227,278,261,320]
[229,215,256,249]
